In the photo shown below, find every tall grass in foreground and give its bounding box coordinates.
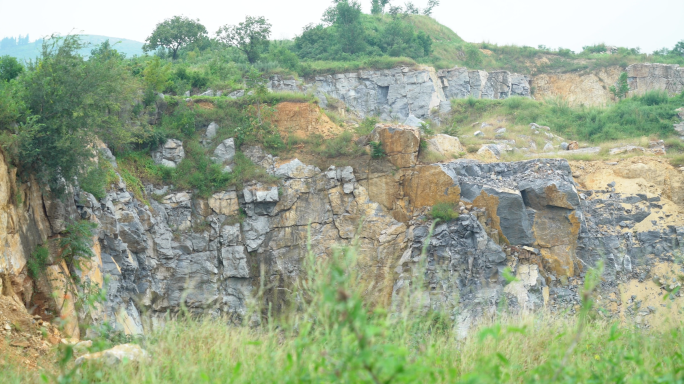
[7,235,684,383]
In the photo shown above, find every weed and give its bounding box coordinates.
[430,201,459,222]
[370,141,385,159]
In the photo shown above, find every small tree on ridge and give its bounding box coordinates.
[143,16,207,60]
[216,16,272,64]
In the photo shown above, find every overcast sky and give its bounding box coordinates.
[1,0,682,53]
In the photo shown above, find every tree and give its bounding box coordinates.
[404,2,420,14]
[10,35,138,194]
[422,0,440,15]
[143,16,208,60]
[216,16,272,64]
[0,55,23,82]
[370,0,390,15]
[610,72,630,100]
[324,0,365,55]
[673,40,684,57]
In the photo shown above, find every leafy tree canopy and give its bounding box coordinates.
[0,55,23,82]
[216,16,272,64]
[143,16,208,59]
[4,36,139,195]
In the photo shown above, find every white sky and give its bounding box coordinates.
[1,0,682,53]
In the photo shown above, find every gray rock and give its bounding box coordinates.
[404,114,425,128]
[221,246,250,278]
[560,142,569,150]
[99,146,118,168]
[221,224,241,246]
[543,142,554,152]
[474,131,484,137]
[519,179,580,210]
[213,138,235,165]
[199,89,215,97]
[623,255,632,272]
[228,90,245,99]
[184,91,190,97]
[206,122,218,140]
[152,139,185,168]
[242,216,270,252]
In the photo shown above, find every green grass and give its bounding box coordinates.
[430,202,459,221]
[7,241,684,383]
[449,91,684,143]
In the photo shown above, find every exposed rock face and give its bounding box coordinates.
[272,102,343,139]
[532,63,684,106]
[4,129,684,338]
[532,66,622,106]
[269,66,531,121]
[152,139,185,168]
[626,63,684,96]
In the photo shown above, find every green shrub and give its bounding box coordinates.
[430,202,459,222]
[356,117,378,135]
[370,141,385,159]
[27,246,49,279]
[79,159,119,200]
[319,131,364,158]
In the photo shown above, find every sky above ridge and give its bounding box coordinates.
[1,0,682,54]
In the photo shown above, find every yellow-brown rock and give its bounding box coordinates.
[402,165,460,209]
[370,125,421,168]
[272,102,343,139]
[208,191,240,216]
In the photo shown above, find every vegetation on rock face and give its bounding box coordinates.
[449,90,684,143]
[430,201,459,221]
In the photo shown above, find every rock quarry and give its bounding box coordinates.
[1,63,684,340]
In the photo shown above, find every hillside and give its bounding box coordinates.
[0,34,144,61]
[2,7,684,383]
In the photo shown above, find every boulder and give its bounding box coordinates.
[473,130,484,137]
[477,144,502,160]
[472,186,535,245]
[426,134,464,158]
[543,142,554,152]
[369,125,421,168]
[213,138,236,165]
[560,142,569,150]
[208,191,239,216]
[205,122,218,140]
[519,179,580,210]
[152,139,185,168]
[75,344,150,366]
[403,114,425,128]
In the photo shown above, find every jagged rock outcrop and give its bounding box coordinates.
[4,124,684,338]
[268,66,531,121]
[152,139,185,168]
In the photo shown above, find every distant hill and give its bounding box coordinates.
[0,34,144,62]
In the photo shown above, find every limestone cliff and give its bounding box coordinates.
[3,125,684,338]
[265,62,684,115]
[267,66,531,121]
